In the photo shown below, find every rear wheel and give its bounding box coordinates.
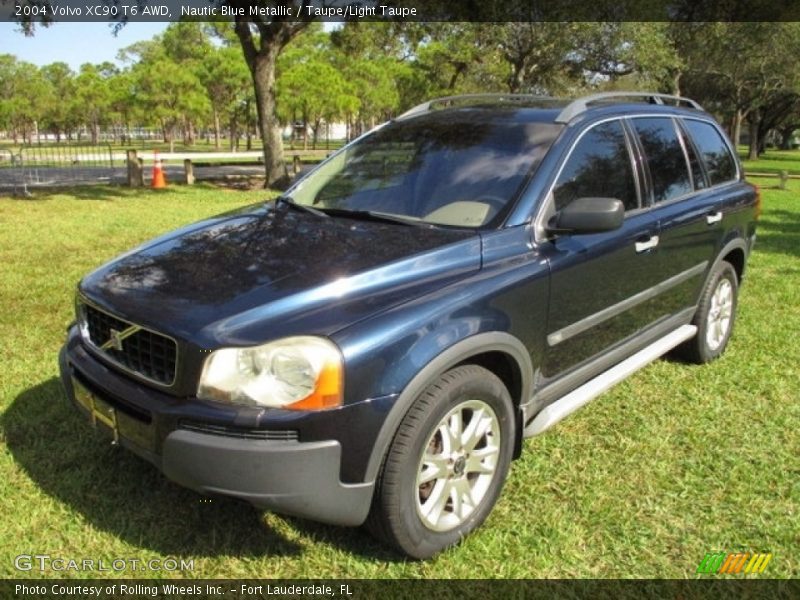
[366,365,514,559]
[679,261,739,363]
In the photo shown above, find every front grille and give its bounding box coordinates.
[179,420,300,441]
[82,303,177,386]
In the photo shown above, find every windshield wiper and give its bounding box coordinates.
[275,196,329,218]
[316,208,428,227]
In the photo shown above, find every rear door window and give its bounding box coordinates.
[553,120,639,212]
[631,117,692,203]
[682,119,737,185]
[678,126,708,190]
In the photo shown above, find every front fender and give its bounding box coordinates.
[360,331,533,483]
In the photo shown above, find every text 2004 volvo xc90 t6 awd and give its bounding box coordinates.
[60,92,758,558]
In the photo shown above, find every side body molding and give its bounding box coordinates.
[363,332,533,483]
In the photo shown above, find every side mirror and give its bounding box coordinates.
[549,197,624,234]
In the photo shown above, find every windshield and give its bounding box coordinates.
[286,111,561,228]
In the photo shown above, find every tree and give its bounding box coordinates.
[0,55,51,143]
[40,62,76,142]
[278,58,352,149]
[201,45,252,150]
[674,23,800,157]
[74,63,116,144]
[229,1,310,186]
[161,22,213,145]
[133,55,209,152]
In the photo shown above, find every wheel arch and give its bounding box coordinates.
[363,332,533,483]
[705,237,748,290]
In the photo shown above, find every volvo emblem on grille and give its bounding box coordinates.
[100,325,140,351]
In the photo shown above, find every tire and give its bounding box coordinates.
[679,260,739,364]
[366,365,515,559]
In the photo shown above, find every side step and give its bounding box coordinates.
[524,324,697,437]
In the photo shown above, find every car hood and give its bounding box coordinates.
[79,201,481,347]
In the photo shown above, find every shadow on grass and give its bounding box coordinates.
[755,208,800,260]
[2,379,297,558]
[1,378,396,562]
[2,183,232,202]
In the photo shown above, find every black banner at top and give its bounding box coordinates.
[3,0,800,23]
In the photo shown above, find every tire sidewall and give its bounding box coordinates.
[694,262,739,362]
[389,367,514,558]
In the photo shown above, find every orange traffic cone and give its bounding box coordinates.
[151,153,167,189]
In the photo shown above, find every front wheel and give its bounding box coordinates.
[366,365,515,559]
[679,260,739,363]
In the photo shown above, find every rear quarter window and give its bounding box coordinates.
[682,119,738,185]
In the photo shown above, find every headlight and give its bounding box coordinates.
[197,336,343,410]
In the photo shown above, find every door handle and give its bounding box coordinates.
[706,211,723,225]
[635,235,659,253]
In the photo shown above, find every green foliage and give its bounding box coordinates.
[0,54,51,141]
[201,46,252,118]
[675,23,800,154]
[74,63,115,143]
[2,23,800,155]
[39,62,77,138]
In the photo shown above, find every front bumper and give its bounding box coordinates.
[59,327,388,526]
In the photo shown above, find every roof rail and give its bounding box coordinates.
[555,92,704,123]
[397,93,560,120]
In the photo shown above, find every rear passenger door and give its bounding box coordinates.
[628,116,731,319]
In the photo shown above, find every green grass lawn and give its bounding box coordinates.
[740,147,800,176]
[0,182,797,579]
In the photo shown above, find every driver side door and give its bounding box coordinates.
[538,118,663,390]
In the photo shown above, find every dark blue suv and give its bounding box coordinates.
[59,93,758,558]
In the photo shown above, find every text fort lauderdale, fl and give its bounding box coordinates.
[181,4,416,17]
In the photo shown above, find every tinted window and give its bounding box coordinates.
[683,119,737,185]
[632,117,692,203]
[553,120,638,212]
[679,127,707,190]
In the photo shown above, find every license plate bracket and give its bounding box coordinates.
[72,377,119,443]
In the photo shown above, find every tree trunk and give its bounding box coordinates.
[672,71,682,97]
[183,118,194,146]
[250,50,286,186]
[780,127,796,150]
[245,100,253,150]
[507,59,525,93]
[732,110,743,148]
[748,118,759,161]
[234,16,310,188]
[214,109,221,150]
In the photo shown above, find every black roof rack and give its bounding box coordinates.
[554,92,704,123]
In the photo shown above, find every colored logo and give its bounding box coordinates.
[697,551,772,575]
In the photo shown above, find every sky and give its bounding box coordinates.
[0,22,169,69]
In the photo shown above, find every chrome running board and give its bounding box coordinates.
[524,324,698,437]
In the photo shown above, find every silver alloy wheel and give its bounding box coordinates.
[415,399,501,532]
[706,278,733,351]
